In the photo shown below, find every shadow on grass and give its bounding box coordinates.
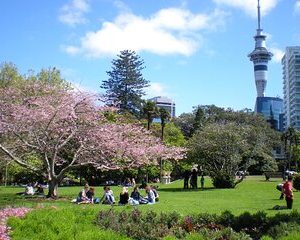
[259,180,282,183]
[268,205,288,211]
[158,187,216,192]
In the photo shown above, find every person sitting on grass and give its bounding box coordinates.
[129,186,141,205]
[143,185,155,204]
[119,187,129,205]
[100,186,115,205]
[76,184,90,204]
[35,184,45,195]
[150,185,159,202]
[86,187,100,204]
[25,183,35,195]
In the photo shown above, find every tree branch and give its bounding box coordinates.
[0,143,41,173]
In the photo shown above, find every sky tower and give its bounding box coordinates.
[248,0,273,98]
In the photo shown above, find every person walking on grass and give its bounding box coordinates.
[283,175,294,209]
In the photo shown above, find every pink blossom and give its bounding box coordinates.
[0,83,185,197]
[0,207,31,240]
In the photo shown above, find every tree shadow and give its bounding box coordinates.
[158,187,216,192]
[259,180,281,182]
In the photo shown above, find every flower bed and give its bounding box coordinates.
[0,207,31,240]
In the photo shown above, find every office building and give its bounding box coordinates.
[149,96,176,118]
[282,46,300,130]
[256,97,284,131]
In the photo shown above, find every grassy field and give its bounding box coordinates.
[1,176,299,215]
[2,176,300,240]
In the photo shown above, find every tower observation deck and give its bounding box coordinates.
[248,0,273,98]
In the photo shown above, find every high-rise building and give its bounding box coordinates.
[256,97,283,130]
[248,0,273,98]
[149,96,176,118]
[282,46,300,130]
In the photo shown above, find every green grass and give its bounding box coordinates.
[7,207,130,240]
[2,176,300,240]
[1,176,299,215]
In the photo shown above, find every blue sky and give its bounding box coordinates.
[1,0,300,115]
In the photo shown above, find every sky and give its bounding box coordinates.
[1,0,300,115]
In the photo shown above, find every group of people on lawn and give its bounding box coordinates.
[183,169,205,189]
[75,184,159,205]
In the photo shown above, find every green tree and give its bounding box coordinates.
[0,62,24,88]
[188,123,250,188]
[142,101,158,130]
[159,108,171,141]
[191,106,205,135]
[101,50,149,116]
[188,110,279,188]
[282,127,299,171]
[173,113,195,138]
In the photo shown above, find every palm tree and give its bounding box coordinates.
[142,101,158,130]
[159,108,171,141]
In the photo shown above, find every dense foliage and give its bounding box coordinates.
[96,209,300,240]
[187,106,279,188]
[0,64,184,197]
[101,50,149,117]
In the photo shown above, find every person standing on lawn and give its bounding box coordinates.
[200,175,205,190]
[283,175,294,209]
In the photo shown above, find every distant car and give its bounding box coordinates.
[285,170,298,176]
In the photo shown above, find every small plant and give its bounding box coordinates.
[293,174,300,190]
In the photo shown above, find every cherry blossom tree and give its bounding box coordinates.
[0,83,184,197]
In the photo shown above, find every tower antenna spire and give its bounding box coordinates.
[257,0,261,30]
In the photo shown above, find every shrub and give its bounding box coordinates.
[267,222,300,239]
[293,174,300,190]
[96,209,178,240]
[212,174,236,188]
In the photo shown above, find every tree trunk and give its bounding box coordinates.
[47,178,59,198]
[161,125,165,141]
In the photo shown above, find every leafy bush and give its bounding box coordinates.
[212,174,236,188]
[293,174,300,190]
[96,209,252,240]
[267,222,300,239]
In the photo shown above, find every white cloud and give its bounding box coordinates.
[213,0,279,17]
[63,8,228,57]
[145,82,169,98]
[59,0,90,26]
[270,47,284,63]
[295,1,300,14]
[63,45,81,55]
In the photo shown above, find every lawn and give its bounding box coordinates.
[2,176,300,240]
[0,176,298,215]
